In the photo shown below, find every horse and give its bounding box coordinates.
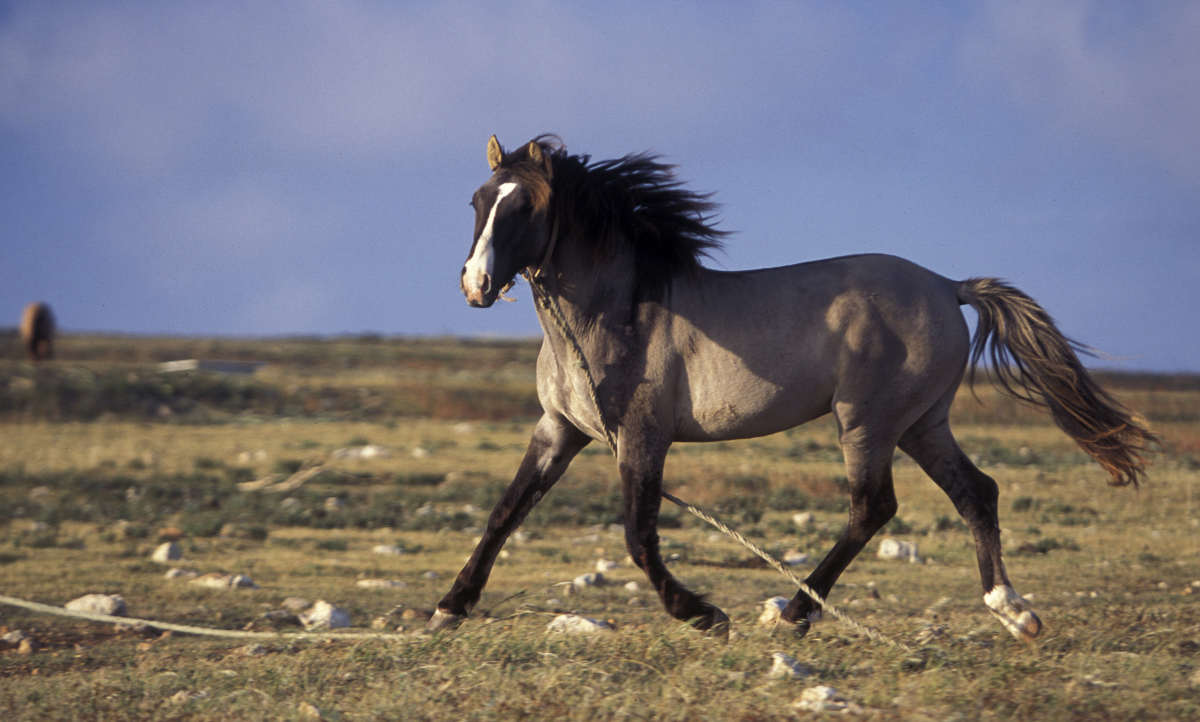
[20,302,55,362]
[431,134,1157,641]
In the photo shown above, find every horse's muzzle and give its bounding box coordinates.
[461,266,495,307]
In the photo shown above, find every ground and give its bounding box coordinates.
[1,335,1198,720]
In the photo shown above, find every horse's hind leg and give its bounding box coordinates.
[619,433,728,635]
[429,413,590,630]
[899,419,1042,641]
[782,425,899,635]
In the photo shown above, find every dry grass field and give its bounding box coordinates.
[1,334,1198,720]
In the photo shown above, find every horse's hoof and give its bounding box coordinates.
[425,608,466,633]
[690,604,730,639]
[787,610,821,640]
[984,585,1043,642]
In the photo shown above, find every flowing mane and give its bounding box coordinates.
[496,135,727,298]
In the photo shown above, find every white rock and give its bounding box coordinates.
[299,600,351,630]
[623,581,640,592]
[189,573,257,590]
[768,652,812,680]
[280,497,301,510]
[332,444,392,460]
[545,614,614,634]
[355,579,406,589]
[792,685,859,713]
[782,550,809,566]
[372,543,405,555]
[323,497,344,512]
[2,630,29,646]
[792,512,815,529]
[758,596,789,626]
[151,541,182,563]
[411,446,429,459]
[596,559,619,572]
[572,572,605,591]
[65,593,126,617]
[877,538,921,562]
[164,568,198,580]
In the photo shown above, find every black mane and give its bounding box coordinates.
[503,135,727,298]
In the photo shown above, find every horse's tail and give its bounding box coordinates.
[957,278,1157,486]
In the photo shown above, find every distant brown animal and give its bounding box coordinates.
[20,302,55,362]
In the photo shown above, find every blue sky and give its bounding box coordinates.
[1,1,1197,370]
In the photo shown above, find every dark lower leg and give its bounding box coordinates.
[437,417,587,616]
[783,456,897,628]
[621,446,725,630]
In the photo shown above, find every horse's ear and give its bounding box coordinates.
[487,135,503,171]
[527,141,543,166]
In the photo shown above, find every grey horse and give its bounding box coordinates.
[431,134,1156,640]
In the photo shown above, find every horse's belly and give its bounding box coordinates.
[675,377,832,442]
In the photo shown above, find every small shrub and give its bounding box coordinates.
[273,459,304,475]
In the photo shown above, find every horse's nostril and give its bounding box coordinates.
[481,274,492,295]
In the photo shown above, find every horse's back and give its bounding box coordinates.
[667,254,968,441]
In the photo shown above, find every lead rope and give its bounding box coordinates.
[526,275,912,653]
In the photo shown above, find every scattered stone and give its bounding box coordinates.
[792,685,861,714]
[2,630,30,647]
[151,541,182,563]
[782,550,809,566]
[758,596,789,626]
[623,581,640,592]
[189,573,257,590]
[400,608,433,622]
[877,538,921,563]
[323,497,344,512]
[372,544,405,555]
[281,597,311,613]
[571,572,605,591]
[355,579,407,589]
[332,444,392,460]
[65,593,127,617]
[280,497,302,511]
[452,422,474,434]
[411,446,430,459]
[421,570,439,580]
[236,449,268,465]
[298,600,351,630]
[792,512,815,529]
[595,559,619,572]
[546,614,615,634]
[169,690,209,705]
[298,700,325,720]
[768,652,812,680]
[17,638,37,655]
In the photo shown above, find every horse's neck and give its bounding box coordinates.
[534,242,639,362]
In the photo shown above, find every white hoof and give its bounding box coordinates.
[426,608,466,632]
[984,585,1042,642]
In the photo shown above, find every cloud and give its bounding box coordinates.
[961,0,1200,183]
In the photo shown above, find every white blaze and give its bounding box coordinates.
[463,182,518,299]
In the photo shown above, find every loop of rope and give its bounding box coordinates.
[528,276,912,653]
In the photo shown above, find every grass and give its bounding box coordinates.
[1,334,1199,719]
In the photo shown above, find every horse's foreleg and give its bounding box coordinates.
[899,422,1042,642]
[783,431,898,636]
[619,431,729,635]
[428,414,589,630]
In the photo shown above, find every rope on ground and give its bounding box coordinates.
[529,277,913,654]
[0,594,412,642]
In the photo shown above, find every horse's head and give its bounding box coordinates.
[461,135,555,307]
